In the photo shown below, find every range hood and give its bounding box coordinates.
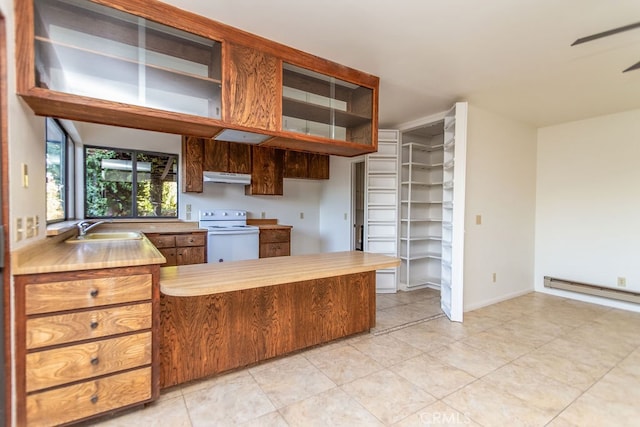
[203,171,251,184]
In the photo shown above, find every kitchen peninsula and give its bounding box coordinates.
[159,251,400,388]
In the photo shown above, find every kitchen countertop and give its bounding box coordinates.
[254,224,293,230]
[160,251,400,297]
[13,235,166,275]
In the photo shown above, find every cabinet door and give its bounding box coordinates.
[159,248,177,267]
[246,147,284,195]
[224,43,279,131]
[203,139,229,172]
[228,142,252,173]
[284,151,308,178]
[308,153,329,179]
[259,243,289,258]
[176,247,205,265]
[182,136,204,193]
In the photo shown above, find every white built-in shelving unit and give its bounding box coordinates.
[399,125,445,290]
[364,130,399,293]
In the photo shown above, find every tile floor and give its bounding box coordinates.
[91,290,640,426]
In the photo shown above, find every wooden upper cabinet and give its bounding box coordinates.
[284,151,329,180]
[182,136,204,193]
[203,139,252,174]
[246,147,284,196]
[224,43,279,131]
[17,0,379,157]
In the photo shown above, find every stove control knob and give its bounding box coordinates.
[222,212,228,216]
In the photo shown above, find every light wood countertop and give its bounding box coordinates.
[160,251,400,297]
[255,224,293,230]
[13,235,166,275]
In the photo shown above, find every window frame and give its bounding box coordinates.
[45,117,75,224]
[83,145,179,219]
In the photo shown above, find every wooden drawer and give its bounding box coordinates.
[146,234,176,248]
[26,303,152,349]
[26,332,151,392]
[175,233,205,247]
[260,229,290,243]
[260,242,290,258]
[159,248,177,266]
[26,367,151,427]
[176,246,205,265]
[25,274,152,315]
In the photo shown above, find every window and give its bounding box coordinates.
[46,118,75,223]
[84,146,178,218]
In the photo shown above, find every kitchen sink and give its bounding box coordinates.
[66,231,143,243]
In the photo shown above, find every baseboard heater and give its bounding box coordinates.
[544,276,640,304]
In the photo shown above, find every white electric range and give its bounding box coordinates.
[199,209,259,263]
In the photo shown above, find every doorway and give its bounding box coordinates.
[351,160,365,251]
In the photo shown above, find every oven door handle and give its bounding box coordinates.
[208,230,259,236]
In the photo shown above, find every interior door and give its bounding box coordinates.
[440,102,468,322]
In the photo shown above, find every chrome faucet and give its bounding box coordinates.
[77,220,111,236]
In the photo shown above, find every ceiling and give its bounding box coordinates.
[165,0,640,128]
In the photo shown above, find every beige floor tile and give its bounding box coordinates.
[373,308,412,332]
[564,321,640,358]
[512,349,603,390]
[394,400,481,426]
[341,369,436,425]
[182,371,275,425]
[237,411,288,427]
[618,348,640,378]
[280,387,384,427]
[482,322,556,348]
[461,330,536,361]
[539,337,621,372]
[584,366,640,402]
[377,293,403,310]
[469,302,526,322]
[443,380,554,426]
[391,353,476,399]
[351,334,423,367]
[92,395,191,427]
[552,390,640,427]
[482,363,582,414]
[503,315,572,338]
[389,322,455,353]
[428,341,510,377]
[419,317,487,341]
[305,344,383,385]
[249,355,335,409]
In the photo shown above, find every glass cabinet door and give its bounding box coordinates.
[34,0,222,118]
[282,63,373,145]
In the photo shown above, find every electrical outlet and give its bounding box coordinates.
[617,277,627,287]
[299,212,304,219]
[261,211,266,219]
[21,163,29,188]
[26,217,35,238]
[492,272,497,283]
[186,204,192,213]
[16,217,23,241]
[34,215,40,236]
[344,213,348,220]
[476,215,482,225]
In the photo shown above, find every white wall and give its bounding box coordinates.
[463,105,537,310]
[535,109,640,311]
[319,155,365,252]
[80,123,324,255]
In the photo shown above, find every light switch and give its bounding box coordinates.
[475,215,482,225]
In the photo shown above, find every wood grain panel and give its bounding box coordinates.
[182,136,203,193]
[26,303,151,349]
[224,43,279,131]
[203,139,228,172]
[228,142,252,173]
[26,332,151,392]
[145,234,175,248]
[26,367,151,427]
[175,233,206,247]
[25,274,152,315]
[160,272,374,388]
[283,150,308,179]
[176,247,205,266]
[245,146,283,195]
[308,153,330,179]
[259,229,290,243]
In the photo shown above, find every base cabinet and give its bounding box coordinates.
[145,231,206,266]
[259,227,291,258]
[15,265,160,427]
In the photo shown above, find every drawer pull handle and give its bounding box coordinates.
[90,395,99,404]
[90,321,99,329]
[91,357,100,366]
[90,289,99,298]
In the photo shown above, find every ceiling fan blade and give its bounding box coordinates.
[571,21,640,46]
[623,60,640,73]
